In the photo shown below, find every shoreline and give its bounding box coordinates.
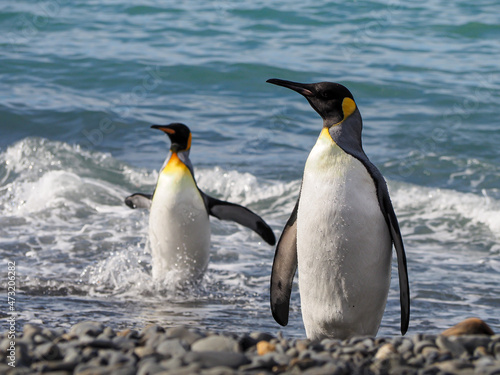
[1,321,499,374]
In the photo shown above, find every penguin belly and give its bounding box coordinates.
[149,157,210,283]
[297,130,392,340]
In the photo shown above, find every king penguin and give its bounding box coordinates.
[267,79,409,340]
[125,123,276,283]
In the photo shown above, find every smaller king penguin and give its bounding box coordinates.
[125,123,276,283]
[267,79,409,340]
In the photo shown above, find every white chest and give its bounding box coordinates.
[296,129,392,339]
[149,158,210,282]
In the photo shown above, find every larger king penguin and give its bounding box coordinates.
[267,79,409,340]
[125,123,275,283]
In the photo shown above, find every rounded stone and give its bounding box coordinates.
[137,360,166,375]
[70,321,105,338]
[156,339,188,357]
[396,338,414,354]
[191,335,239,353]
[184,351,249,369]
[34,342,61,361]
[165,326,203,345]
[436,335,466,357]
[22,324,42,340]
[374,343,396,360]
[414,340,436,354]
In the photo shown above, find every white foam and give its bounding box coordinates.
[390,181,500,246]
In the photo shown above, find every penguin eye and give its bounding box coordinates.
[321,90,334,99]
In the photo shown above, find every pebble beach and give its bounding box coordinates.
[2,321,500,375]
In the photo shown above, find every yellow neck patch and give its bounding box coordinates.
[318,127,335,144]
[342,97,356,119]
[186,133,192,151]
[162,152,189,175]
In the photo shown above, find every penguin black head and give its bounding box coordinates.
[267,79,357,128]
[151,123,192,152]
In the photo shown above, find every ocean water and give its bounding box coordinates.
[1,0,499,338]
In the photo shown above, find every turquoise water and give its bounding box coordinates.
[1,1,499,337]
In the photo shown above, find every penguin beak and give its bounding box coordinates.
[266,78,314,97]
[151,125,175,135]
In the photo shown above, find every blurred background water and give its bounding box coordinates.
[1,0,499,337]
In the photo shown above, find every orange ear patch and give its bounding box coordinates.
[342,97,356,119]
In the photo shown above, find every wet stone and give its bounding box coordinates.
[414,340,436,354]
[134,345,156,358]
[165,326,203,345]
[191,335,239,353]
[109,365,137,375]
[184,351,249,369]
[112,336,136,351]
[397,337,414,354]
[31,360,77,373]
[22,324,43,340]
[70,321,105,338]
[456,335,493,354]
[422,346,440,364]
[159,357,183,371]
[201,366,237,375]
[436,335,467,357]
[34,342,62,361]
[156,339,188,357]
[137,360,166,375]
[33,333,51,344]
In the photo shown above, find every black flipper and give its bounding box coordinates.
[365,163,410,335]
[124,193,153,209]
[270,195,300,326]
[381,192,410,335]
[200,190,276,246]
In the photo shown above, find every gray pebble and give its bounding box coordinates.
[156,339,188,357]
[112,335,136,351]
[165,326,203,345]
[70,321,105,337]
[22,323,42,340]
[397,337,414,354]
[191,335,239,353]
[201,365,236,375]
[414,340,436,354]
[422,346,440,363]
[109,365,138,375]
[456,335,492,354]
[436,335,466,357]
[435,359,474,372]
[31,360,77,373]
[33,333,51,344]
[63,347,82,363]
[184,351,249,369]
[286,347,298,357]
[34,342,61,361]
[492,342,500,359]
[98,349,136,366]
[137,360,166,375]
[134,345,156,358]
[159,357,183,371]
[79,336,116,349]
[158,362,201,375]
[240,352,278,370]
